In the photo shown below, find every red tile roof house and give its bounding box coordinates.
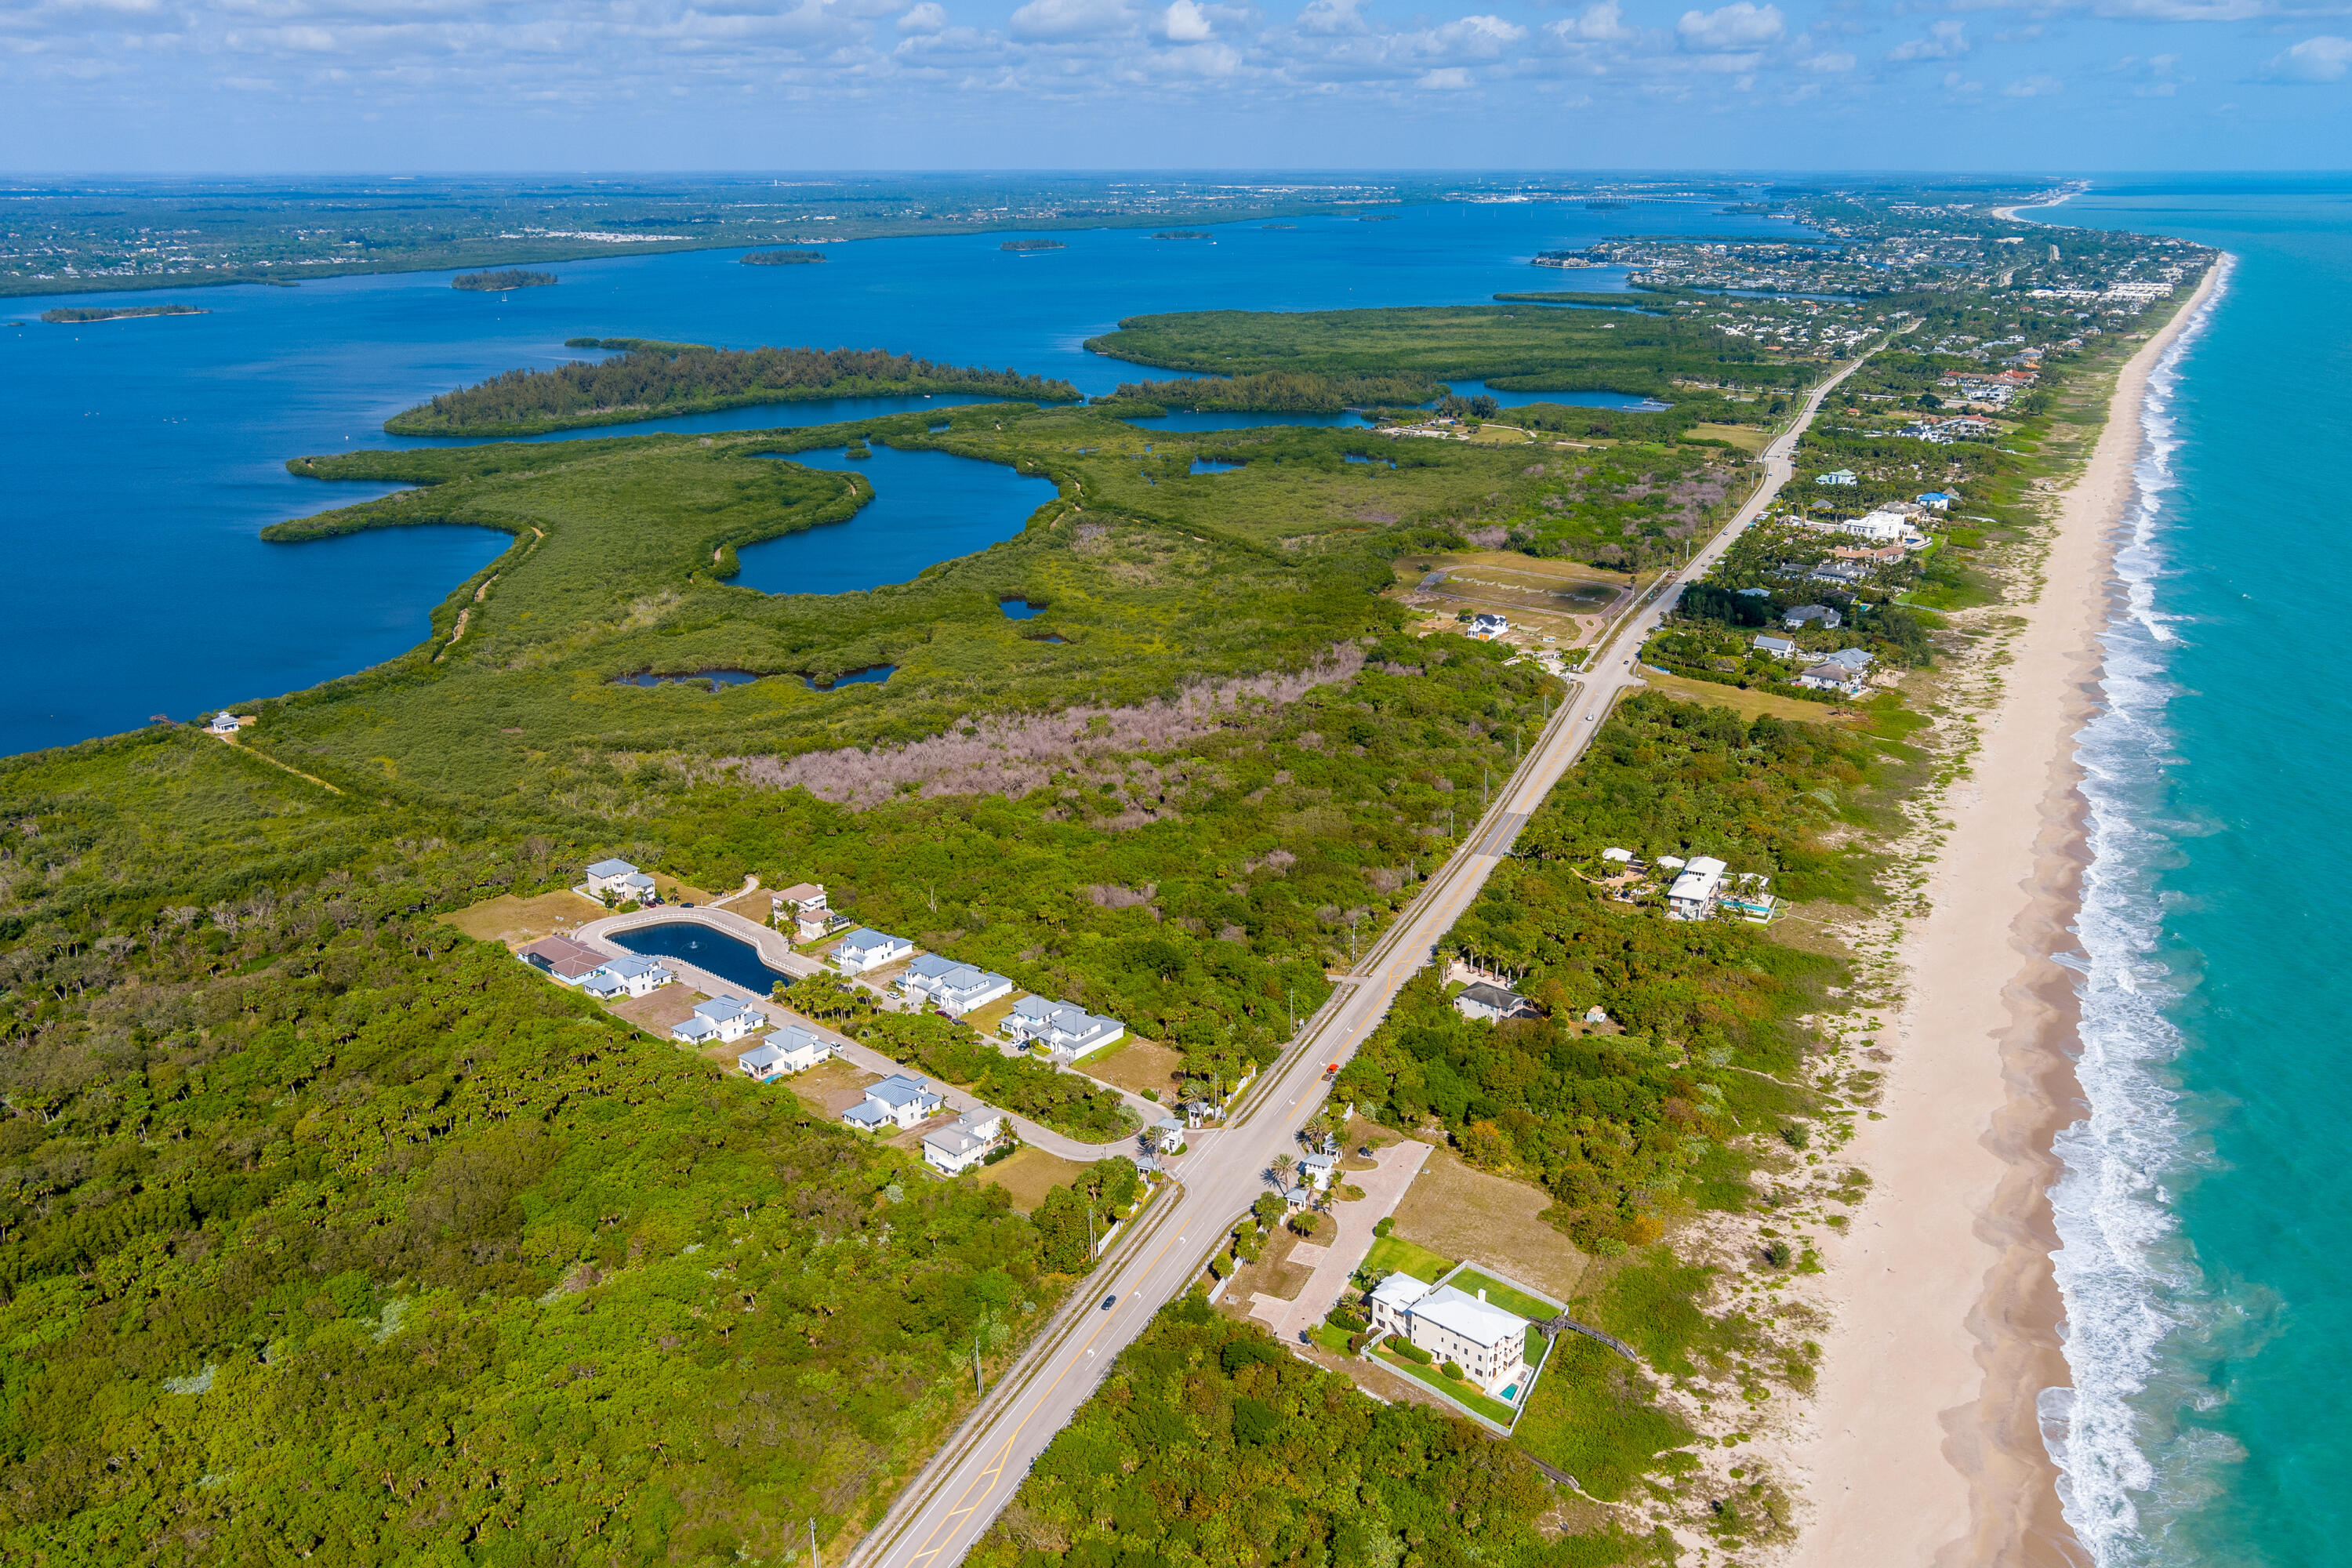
[517,934,605,984]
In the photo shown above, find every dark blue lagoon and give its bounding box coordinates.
[1438,379,1668,412]
[737,445,1056,597]
[608,923,787,997]
[804,666,895,689]
[4,194,1813,753]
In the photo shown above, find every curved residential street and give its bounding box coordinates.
[844,347,1881,1568]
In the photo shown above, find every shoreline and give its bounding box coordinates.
[1787,259,2225,1566]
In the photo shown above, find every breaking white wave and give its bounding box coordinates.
[2040,260,2232,1566]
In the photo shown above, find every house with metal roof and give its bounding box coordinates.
[898,954,1014,1016]
[834,927,913,975]
[1751,633,1798,659]
[1004,996,1126,1060]
[1453,982,1536,1024]
[843,1073,943,1131]
[581,953,673,1000]
[584,858,658,903]
[738,1024,829,1081]
[922,1107,1007,1175]
[1367,1272,1435,1334]
[672,996,768,1047]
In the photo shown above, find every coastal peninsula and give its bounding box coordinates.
[452,268,556,290]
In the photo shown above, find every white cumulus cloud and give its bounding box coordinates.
[1163,0,1211,40]
[2265,34,2352,80]
[2002,72,2062,94]
[1675,2,1781,53]
[897,2,946,31]
[1890,20,1966,61]
[1007,0,1131,41]
[1558,1,1634,41]
[1417,64,1472,86]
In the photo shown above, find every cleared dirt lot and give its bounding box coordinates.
[440,890,606,944]
[1385,1148,1589,1303]
[1078,1034,1186,1102]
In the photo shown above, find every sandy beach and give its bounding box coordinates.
[1785,260,2227,1567]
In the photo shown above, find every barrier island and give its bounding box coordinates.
[383,339,1081,436]
[743,249,826,265]
[1152,230,1214,240]
[452,269,556,291]
[39,303,209,322]
[1001,238,1066,252]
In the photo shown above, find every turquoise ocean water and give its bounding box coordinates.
[2042,179,2352,1566]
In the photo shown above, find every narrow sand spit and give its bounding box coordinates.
[1787,260,2225,1568]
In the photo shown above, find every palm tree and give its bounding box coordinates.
[1272,1153,1297,1187]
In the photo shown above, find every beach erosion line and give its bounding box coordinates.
[2041,254,2235,1568]
[1784,258,2229,1568]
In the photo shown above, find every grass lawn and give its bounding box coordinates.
[1310,1324,1354,1355]
[1447,1268,1559,1323]
[1508,1334,1698,1501]
[1362,1233,1454,1283]
[1370,1342,1517,1425]
[978,1145,1091,1214]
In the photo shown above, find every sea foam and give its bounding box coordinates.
[2041,260,2232,1566]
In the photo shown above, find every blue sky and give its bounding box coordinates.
[3,0,2349,169]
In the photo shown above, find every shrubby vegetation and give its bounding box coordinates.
[971,1299,1665,1568]
[742,249,826,266]
[0,808,1069,1561]
[1340,694,1876,1248]
[450,268,555,290]
[383,341,1081,436]
[1087,304,1820,401]
[1098,369,1440,412]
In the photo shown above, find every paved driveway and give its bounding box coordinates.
[1250,1137,1434,1342]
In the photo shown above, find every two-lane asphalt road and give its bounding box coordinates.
[845,345,1882,1568]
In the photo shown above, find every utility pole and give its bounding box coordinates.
[974,1334,984,1395]
[1288,985,1295,1036]
[810,1520,821,1568]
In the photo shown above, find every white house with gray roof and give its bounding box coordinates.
[581,953,673,1000]
[843,1073,943,1131]
[584,858,658,904]
[898,954,1014,1016]
[922,1106,1007,1175]
[834,928,913,975]
[1401,1284,1533,1395]
[672,996,768,1047]
[738,1024,829,1082]
[1004,996,1125,1060]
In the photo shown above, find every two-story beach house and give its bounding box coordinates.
[771,882,838,942]
[1367,1276,1534,1397]
[671,996,768,1047]
[584,858,659,905]
[921,1107,1006,1175]
[1453,982,1537,1024]
[1665,856,1730,921]
[580,953,673,1000]
[834,928,913,975]
[736,1023,830,1082]
[1004,996,1126,1060]
[842,1073,943,1131]
[898,955,1015,1016]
